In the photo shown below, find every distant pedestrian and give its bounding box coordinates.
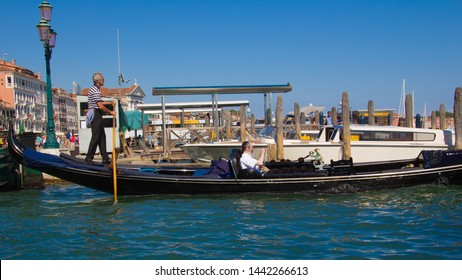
[148,133,154,148]
[85,72,116,165]
[35,135,42,147]
[325,111,332,125]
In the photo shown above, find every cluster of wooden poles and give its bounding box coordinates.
[269,87,462,161]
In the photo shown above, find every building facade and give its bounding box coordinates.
[53,87,78,134]
[0,59,77,134]
[0,59,47,132]
[2,59,148,137]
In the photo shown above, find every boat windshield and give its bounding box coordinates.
[258,126,276,139]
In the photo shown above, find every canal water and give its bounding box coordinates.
[1,181,461,260]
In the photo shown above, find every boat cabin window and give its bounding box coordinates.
[285,130,298,139]
[283,129,318,140]
[339,130,436,141]
[283,114,311,124]
[301,131,319,140]
[258,126,277,139]
[414,132,437,141]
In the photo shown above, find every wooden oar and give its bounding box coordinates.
[112,111,118,204]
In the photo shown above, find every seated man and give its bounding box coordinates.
[240,141,268,173]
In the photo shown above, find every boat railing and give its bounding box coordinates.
[173,124,321,143]
[257,124,321,141]
[163,126,232,155]
[162,123,323,155]
[164,125,265,145]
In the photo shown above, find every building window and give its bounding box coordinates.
[6,76,13,88]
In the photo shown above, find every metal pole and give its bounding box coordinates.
[213,93,219,142]
[264,93,268,125]
[161,94,167,154]
[43,44,59,148]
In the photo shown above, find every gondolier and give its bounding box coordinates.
[85,72,116,165]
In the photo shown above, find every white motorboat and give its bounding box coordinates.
[180,125,453,163]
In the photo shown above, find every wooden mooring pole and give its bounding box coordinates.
[440,104,446,130]
[331,106,338,125]
[405,94,413,127]
[431,111,437,129]
[240,105,246,141]
[276,96,284,160]
[300,112,306,126]
[251,113,256,134]
[226,111,232,140]
[368,100,375,125]
[454,87,462,149]
[342,92,351,160]
[294,102,301,139]
[315,111,320,126]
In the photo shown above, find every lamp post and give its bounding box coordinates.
[37,1,59,149]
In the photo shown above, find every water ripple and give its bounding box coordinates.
[0,183,461,259]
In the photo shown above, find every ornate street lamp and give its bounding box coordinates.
[37,1,59,148]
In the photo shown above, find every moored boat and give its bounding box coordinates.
[181,125,452,163]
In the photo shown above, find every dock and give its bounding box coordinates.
[116,147,210,168]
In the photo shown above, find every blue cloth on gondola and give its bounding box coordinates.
[21,148,172,177]
[205,157,231,178]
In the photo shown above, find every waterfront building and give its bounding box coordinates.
[53,87,78,134]
[0,59,77,134]
[0,59,46,133]
[0,98,15,131]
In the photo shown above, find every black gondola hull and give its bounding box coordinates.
[8,125,462,195]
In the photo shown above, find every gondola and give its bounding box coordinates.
[7,125,462,195]
[0,146,21,191]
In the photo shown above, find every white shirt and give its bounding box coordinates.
[240,152,257,170]
[326,115,332,125]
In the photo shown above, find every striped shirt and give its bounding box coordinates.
[87,85,102,110]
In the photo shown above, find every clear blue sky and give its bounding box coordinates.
[2,0,461,118]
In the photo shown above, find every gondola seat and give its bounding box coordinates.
[229,149,242,179]
[328,157,355,175]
